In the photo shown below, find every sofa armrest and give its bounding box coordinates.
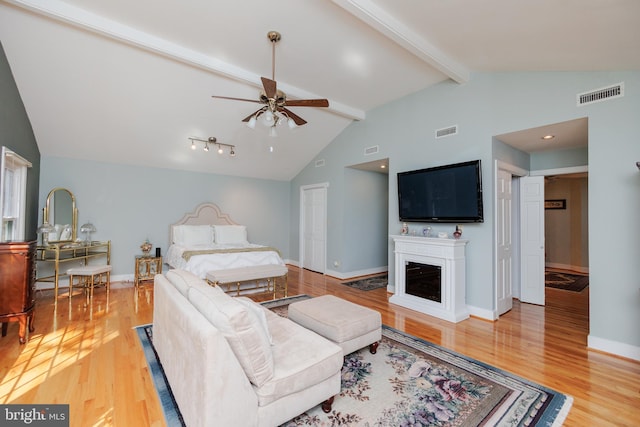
[153,274,258,427]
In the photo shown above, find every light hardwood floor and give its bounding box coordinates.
[1,266,638,426]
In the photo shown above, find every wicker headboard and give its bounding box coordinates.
[169,202,238,245]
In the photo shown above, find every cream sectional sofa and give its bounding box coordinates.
[153,269,343,427]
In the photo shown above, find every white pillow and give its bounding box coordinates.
[236,297,273,345]
[166,269,204,296]
[173,225,214,246]
[59,224,72,240]
[48,224,62,241]
[214,225,248,244]
[188,285,274,386]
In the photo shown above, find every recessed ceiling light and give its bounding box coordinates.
[380,164,386,169]
[541,134,555,140]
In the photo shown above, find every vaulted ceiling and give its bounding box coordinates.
[1,0,638,180]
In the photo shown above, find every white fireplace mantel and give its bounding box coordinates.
[390,235,469,323]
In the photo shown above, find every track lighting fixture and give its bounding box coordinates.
[188,136,236,157]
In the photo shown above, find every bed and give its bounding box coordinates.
[165,202,287,295]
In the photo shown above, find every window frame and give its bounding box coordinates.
[1,146,32,242]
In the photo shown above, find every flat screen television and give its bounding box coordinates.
[398,160,483,223]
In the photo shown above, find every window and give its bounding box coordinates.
[0,147,31,241]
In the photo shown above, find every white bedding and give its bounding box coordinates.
[165,243,285,279]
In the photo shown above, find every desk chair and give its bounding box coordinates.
[67,265,112,308]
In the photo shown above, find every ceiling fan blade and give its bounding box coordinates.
[241,108,265,122]
[212,95,261,103]
[285,99,329,108]
[261,77,277,99]
[281,108,307,126]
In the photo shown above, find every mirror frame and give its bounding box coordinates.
[43,187,77,243]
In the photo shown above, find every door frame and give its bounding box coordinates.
[494,160,527,319]
[494,162,588,317]
[299,182,329,274]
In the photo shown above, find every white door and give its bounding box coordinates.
[520,176,545,305]
[301,185,327,273]
[496,169,513,315]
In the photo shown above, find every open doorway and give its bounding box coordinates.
[543,173,589,290]
[494,118,589,318]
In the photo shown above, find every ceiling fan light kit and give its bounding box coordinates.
[188,137,235,157]
[212,31,329,137]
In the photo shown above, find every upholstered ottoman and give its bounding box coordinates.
[288,295,382,356]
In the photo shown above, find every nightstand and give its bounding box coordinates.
[134,255,162,287]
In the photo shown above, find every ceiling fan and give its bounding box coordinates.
[212,31,329,136]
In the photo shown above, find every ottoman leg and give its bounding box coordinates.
[369,341,379,354]
[321,396,335,413]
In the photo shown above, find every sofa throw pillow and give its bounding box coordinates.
[166,269,205,297]
[236,297,273,345]
[188,285,274,386]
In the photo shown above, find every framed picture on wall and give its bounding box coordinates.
[544,199,566,210]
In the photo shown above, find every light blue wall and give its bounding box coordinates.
[531,147,588,170]
[290,71,640,351]
[341,168,388,273]
[40,157,290,277]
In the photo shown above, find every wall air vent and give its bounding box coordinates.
[364,145,379,156]
[435,125,458,139]
[577,82,624,106]
[315,159,325,167]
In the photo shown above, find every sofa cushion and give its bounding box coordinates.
[255,309,343,406]
[236,297,273,345]
[188,285,274,386]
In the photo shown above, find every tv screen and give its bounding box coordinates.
[398,160,483,223]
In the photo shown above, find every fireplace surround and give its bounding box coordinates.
[390,235,469,323]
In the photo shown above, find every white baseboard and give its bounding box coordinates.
[467,305,497,321]
[325,266,387,280]
[587,335,640,361]
[113,273,134,283]
[37,274,138,290]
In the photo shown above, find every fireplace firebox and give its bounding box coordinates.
[405,262,441,303]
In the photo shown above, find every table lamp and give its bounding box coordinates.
[80,222,96,244]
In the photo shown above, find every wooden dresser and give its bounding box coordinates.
[0,240,36,344]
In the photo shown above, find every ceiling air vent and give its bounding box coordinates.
[435,125,458,139]
[315,159,325,168]
[577,82,624,106]
[364,145,379,156]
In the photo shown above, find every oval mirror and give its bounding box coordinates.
[43,187,77,243]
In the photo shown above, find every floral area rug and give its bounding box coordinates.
[341,274,388,291]
[281,326,571,427]
[135,295,572,427]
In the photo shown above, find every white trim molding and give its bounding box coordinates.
[588,335,640,362]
